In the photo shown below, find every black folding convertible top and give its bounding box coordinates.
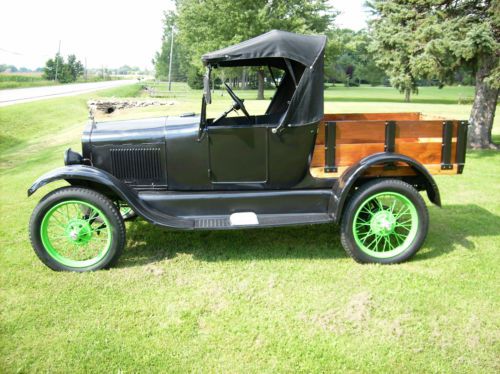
[202,30,326,127]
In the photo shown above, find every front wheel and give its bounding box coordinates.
[29,187,126,271]
[340,179,429,264]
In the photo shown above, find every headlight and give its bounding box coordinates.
[64,148,84,165]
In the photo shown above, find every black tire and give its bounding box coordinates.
[340,179,429,264]
[29,187,126,272]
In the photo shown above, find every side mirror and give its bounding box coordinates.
[203,70,211,104]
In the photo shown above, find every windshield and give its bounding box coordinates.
[201,65,291,123]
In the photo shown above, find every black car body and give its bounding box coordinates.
[28,31,467,271]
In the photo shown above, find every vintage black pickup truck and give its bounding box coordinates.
[28,30,468,271]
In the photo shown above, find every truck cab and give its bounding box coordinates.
[28,30,467,272]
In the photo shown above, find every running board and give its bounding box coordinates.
[191,213,333,230]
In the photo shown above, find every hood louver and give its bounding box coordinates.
[110,145,167,190]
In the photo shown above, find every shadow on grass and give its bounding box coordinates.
[119,204,500,268]
[120,222,343,268]
[415,204,500,261]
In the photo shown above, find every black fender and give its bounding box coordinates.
[329,152,441,223]
[27,165,194,229]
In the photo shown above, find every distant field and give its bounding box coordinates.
[124,82,482,129]
[1,84,499,373]
[0,73,127,90]
[146,81,476,103]
[0,73,59,90]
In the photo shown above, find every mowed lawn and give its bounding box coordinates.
[0,84,499,373]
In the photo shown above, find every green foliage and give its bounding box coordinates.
[325,29,387,86]
[176,0,333,69]
[43,54,84,83]
[369,0,499,100]
[186,66,204,89]
[155,0,334,91]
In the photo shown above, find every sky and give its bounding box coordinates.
[0,0,368,70]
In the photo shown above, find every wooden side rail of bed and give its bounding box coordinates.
[310,113,468,178]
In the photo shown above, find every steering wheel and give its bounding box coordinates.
[224,82,251,119]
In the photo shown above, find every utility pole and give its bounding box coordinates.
[168,26,174,91]
[54,40,61,81]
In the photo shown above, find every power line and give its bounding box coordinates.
[0,47,23,56]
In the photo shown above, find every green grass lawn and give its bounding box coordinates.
[1,85,499,373]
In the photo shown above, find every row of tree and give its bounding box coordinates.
[0,65,44,73]
[154,0,498,148]
[43,54,84,83]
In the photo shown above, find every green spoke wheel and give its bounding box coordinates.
[30,187,125,272]
[340,179,429,264]
[353,192,418,259]
[40,200,112,268]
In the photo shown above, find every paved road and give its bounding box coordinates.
[0,80,138,107]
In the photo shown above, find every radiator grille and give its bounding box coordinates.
[110,146,165,183]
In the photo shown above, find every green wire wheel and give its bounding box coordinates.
[341,179,429,264]
[30,187,126,271]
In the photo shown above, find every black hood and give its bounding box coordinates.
[88,116,200,145]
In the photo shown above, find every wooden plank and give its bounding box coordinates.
[310,164,458,179]
[323,112,422,121]
[337,122,385,144]
[312,143,385,167]
[316,121,386,145]
[337,143,385,165]
[395,142,441,164]
[397,121,457,139]
[311,144,325,167]
[316,120,456,145]
[311,141,457,167]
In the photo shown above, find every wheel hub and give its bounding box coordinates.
[64,218,92,245]
[370,210,396,236]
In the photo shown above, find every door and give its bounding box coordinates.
[208,124,268,184]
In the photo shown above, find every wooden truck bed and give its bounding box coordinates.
[310,112,468,178]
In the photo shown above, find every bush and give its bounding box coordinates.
[187,68,203,89]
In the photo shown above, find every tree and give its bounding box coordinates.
[368,2,421,101]
[324,29,386,86]
[43,55,63,81]
[67,54,84,82]
[369,0,499,148]
[43,54,84,83]
[172,0,335,97]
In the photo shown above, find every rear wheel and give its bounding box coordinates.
[340,179,428,264]
[29,187,125,271]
